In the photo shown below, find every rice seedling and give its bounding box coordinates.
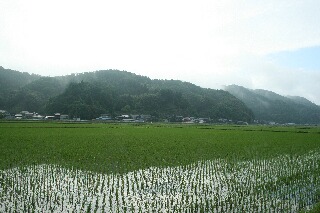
[1,149,320,212]
[1,122,320,212]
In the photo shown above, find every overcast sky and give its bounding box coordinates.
[1,0,320,104]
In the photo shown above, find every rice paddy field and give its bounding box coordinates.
[1,121,320,212]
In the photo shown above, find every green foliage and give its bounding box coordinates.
[0,66,40,110]
[0,66,40,92]
[46,81,113,119]
[7,89,43,113]
[304,202,320,213]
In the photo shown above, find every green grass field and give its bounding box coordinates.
[1,121,320,212]
[1,122,319,173]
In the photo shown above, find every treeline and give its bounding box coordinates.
[46,81,253,121]
[0,67,254,122]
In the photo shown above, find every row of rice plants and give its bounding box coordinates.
[1,149,320,212]
[1,122,320,174]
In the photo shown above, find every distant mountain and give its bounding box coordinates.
[0,68,254,122]
[224,85,320,124]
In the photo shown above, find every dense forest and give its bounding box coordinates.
[2,66,320,124]
[225,85,320,124]
[0,67,254,122]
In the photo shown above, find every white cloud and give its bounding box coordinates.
[1,0,320,104]
[225,54,320,105]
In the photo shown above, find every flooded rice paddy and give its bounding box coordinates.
[1,150,320,212]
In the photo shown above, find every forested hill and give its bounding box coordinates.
[224,85,320,124]
[0,68,254,122]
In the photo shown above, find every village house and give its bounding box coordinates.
[60,115,69,120]
[15,114,23,119]
[117,115,130,120]
[96,114,112,120]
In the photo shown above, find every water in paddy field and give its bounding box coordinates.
[1,150,320,212]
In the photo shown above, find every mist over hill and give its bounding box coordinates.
[1,66,319,124]
[224,85,320,124]
[0,67,253,122]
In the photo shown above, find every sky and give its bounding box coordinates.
[1,0,320,105]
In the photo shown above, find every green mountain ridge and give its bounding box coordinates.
[224,85,320,124]
[0,67,254,122]
[2,66,319,123]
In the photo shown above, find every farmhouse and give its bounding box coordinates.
[25,112,34,119]
[32,114,44,120]
[15,114,23,119]
[131,114,152,122]
[60,115,69,120]
[117,115,130,120]
[96,114,112,120]
[54,113,61,120]
[45,116,55,120]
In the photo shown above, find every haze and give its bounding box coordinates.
[1,0,320,104]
